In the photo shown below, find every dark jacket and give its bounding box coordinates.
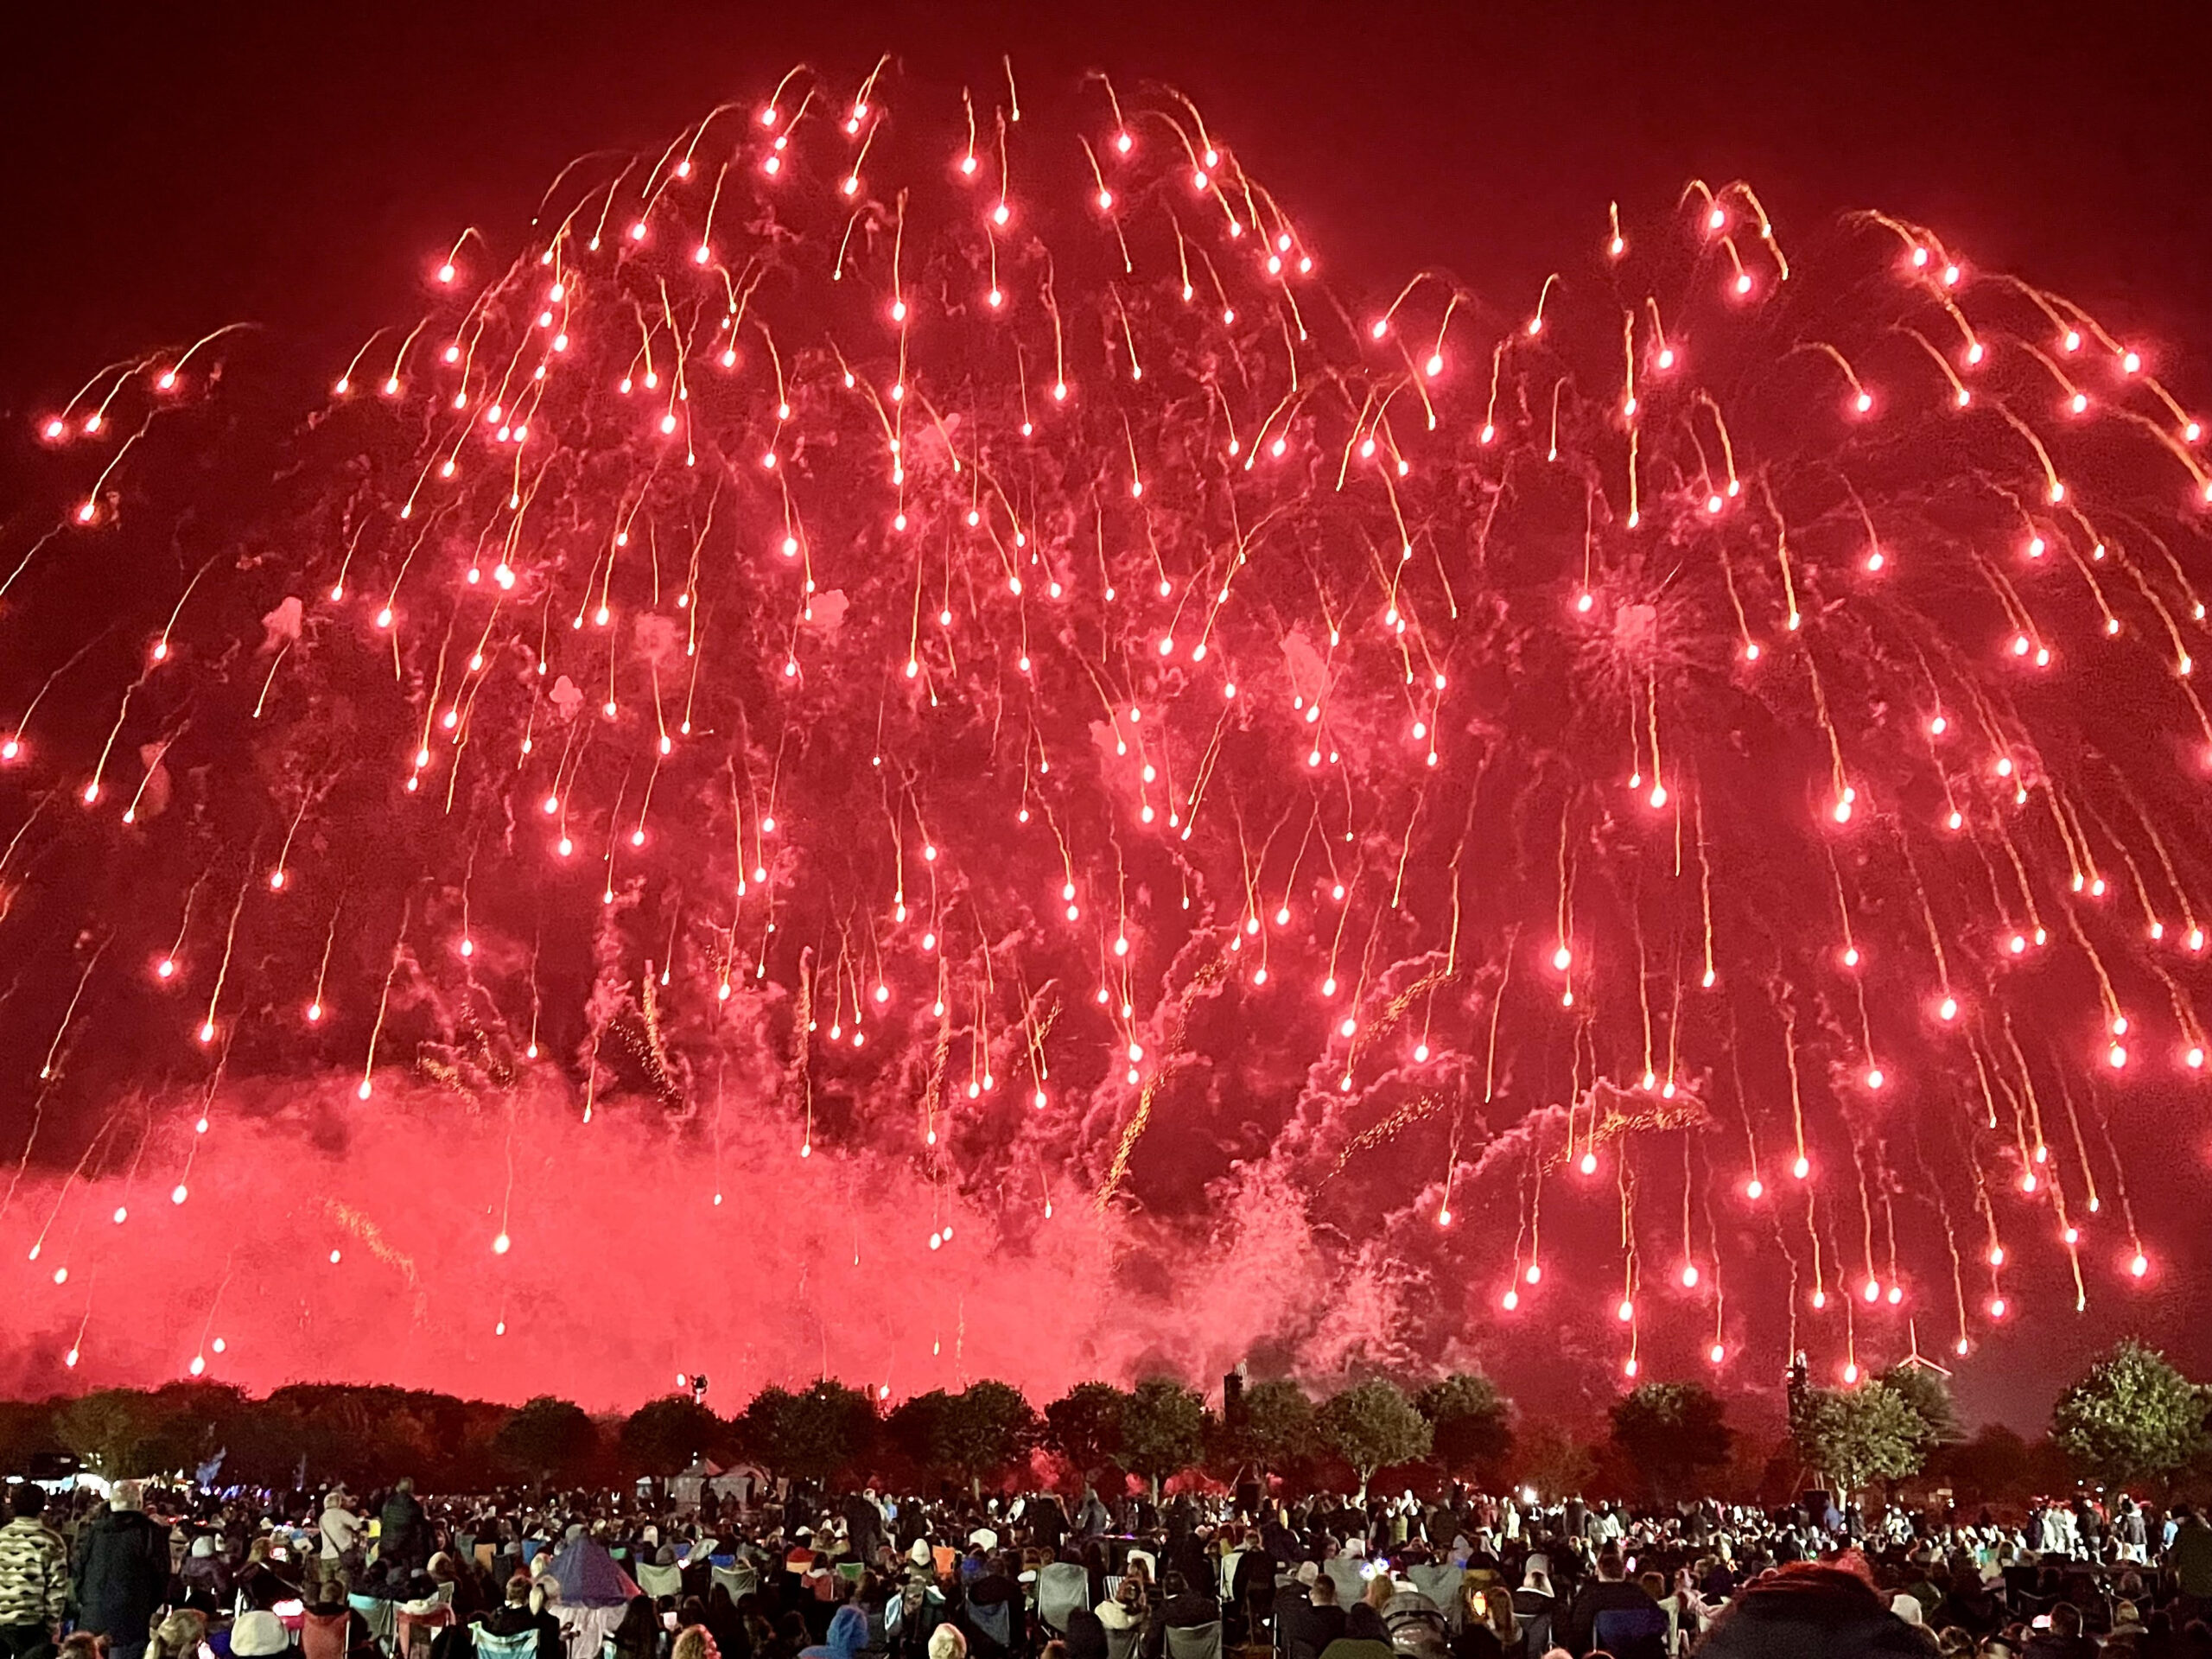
[73,1509,171,1640]
[2173,1516,2212,1599]
[840,1497,884,1565]
[1564,1580,1665,1659]
[1029,1497,1069,1554]
[378,1493,427,1573]
[1281,1601,1345,1659]
[1067,1611,1111,1659]
[1161,1592,1219,1630]
[1271,1586,1308,1659]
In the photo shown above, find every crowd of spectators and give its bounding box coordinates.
[0,1468,2207,1659]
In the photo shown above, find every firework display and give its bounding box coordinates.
[5,62,2210,1399]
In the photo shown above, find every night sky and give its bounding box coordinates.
[3,0,2209,412]
[2,0,2209,1431]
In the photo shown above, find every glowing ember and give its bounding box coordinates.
[0,71,2202,1395]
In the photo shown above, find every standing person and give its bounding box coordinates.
[74,1483,171,1659]
[380,1481,428,1578]
[2169,1504,2212,1624]
[1228,1531,1274,1649]
[321,1489,365,1582]
[840,1495,884,1567]
[2110,1497,2145,1565]
[1030,1496,1069,1556]
[0,1484,71,1659]
[2073,1500,2106,1565]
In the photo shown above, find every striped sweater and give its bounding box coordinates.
[0,1515,69,1627]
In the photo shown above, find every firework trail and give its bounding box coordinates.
[2,66,2208,1400]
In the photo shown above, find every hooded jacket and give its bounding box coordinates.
[799,1604,870,1659]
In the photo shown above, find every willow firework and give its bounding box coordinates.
[4,62,2209,1398]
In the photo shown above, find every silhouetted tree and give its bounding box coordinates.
[1417,1373,1513,1483]
[2052,1340,2210,1492]
[621,1396,724,1477]
[1878,1363,1961,1446]
[1321,1380,1432,1501]
[1794,1383,1929,1497]
[1044,1382,1127,1485]
[1238,1379,1317,1479]
[742,1381,877,1488]
[493,1395,598,1484]
[939,1381,1039,1494]
[1610,1383,1732,1503]
[1120,1377,1207,1499]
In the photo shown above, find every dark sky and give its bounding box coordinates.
[3,0,2209,413]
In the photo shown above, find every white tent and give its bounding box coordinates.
[669,1457,766,1511]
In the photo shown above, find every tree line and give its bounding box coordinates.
[9,1340,2205,1505]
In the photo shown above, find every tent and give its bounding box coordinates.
[541,1535,642,1659]
[671,1457,766,1511]
[541,1535,639,1608]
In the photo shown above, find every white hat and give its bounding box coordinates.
[232,1611,290,1658]
[969,1529,999,1551]
[1890,1594,1924,1628]
[1296,1563,1321,1586]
